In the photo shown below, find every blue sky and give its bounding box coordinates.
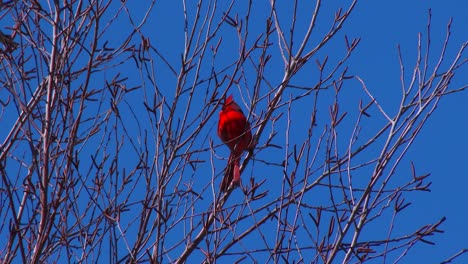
[1,0,468,263]
[139,1,468,263]
[144,1,468,262]
[347,1,468,263]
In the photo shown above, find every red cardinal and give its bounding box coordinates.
[218,95,252,192]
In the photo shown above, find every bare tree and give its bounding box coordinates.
[0,1,466,263]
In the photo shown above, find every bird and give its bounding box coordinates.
[217,95,252,192]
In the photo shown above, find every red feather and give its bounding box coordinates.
[217,95,252,192]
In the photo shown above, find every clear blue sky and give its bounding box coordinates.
[1,1,467,263]
[334,1,468,263]
[145,1,468,262]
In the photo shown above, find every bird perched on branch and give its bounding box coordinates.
[217,95,252,192]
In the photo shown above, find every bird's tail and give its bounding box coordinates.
[220,153,240,192]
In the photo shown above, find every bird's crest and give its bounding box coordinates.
[225,95,234,105]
